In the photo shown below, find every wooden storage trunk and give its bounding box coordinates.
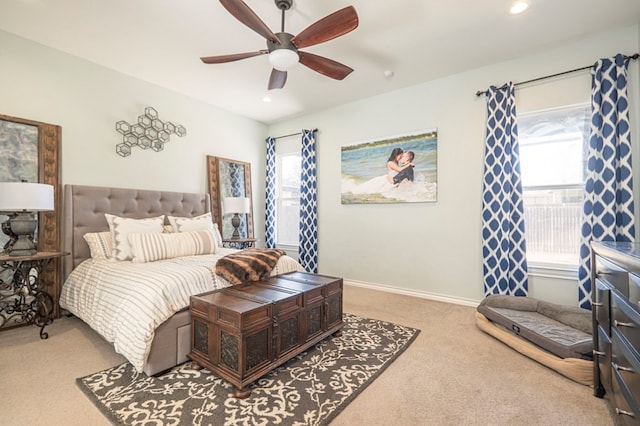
[189,272,343,398]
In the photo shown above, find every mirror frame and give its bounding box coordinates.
[207,155,254,240]
[0,114,62,313]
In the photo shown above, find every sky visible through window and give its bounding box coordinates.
[518,104,589,267]
[519,105,589,187]
[276,153,301,246]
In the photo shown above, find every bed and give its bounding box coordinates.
[60,184,303,376]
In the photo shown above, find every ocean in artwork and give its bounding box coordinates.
[341,130,437,204]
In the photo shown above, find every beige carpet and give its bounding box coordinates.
[0,284,614,425]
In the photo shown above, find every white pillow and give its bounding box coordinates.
[105,214,165,261]
[83,231,113,260]
[167,212,213,232]
[211,223,223,247]
[167,212,223,246]
[128,229,219,263]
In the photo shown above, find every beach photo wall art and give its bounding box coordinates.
[341,129,437,204]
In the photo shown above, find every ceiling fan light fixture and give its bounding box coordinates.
[269,49,299,71]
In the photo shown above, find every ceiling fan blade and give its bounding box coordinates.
[291,6,359,49]
[298,51,353,80]
[201,50,267,64]
[268,69,287,90]
[219,0,280,43]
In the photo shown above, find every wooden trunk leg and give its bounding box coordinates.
[190,361,203,371]
[333,329,343,337]
[234,386,252,399]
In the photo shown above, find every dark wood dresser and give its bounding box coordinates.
[188,272,343,398]
[592,241,640,424]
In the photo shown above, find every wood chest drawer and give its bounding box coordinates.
[595,279,611,335]
[592,241,640,416]
[597,326,613,394]
[629,273,640,308]
[612,327,640,424]
[612,291,640,351]
[596,255,631,297]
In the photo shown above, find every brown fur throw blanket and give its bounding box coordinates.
[215,248,287,285]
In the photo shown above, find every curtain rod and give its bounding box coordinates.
[272,128,318,140]
[475,53,639,97]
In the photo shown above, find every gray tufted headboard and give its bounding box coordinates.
[63,184,211,281]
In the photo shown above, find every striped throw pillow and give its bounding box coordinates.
[83,231,113,260]
[128,229,218,263]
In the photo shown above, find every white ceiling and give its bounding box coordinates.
[1,0,639,124]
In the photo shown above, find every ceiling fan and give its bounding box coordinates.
[201,0,359,90]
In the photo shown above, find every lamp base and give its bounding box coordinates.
[231,213,241,238]
[7,212,37,256]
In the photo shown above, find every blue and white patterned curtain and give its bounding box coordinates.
[299,129,318,273]
[578,54,635,309]
[481,82,529,297]
[265,136,276,248]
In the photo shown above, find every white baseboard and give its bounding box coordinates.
[343,278,480,308]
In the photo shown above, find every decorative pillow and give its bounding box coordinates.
[105,214,165,261]
[167,212,223,247]
[167,212,213,232]
[83,231,113,260]
[128,229,219,263]
[211,223,223,247]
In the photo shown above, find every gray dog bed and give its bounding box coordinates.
[476,295,593,385]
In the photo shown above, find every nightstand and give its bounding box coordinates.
[0,251,68,339]
[222,238,257,249]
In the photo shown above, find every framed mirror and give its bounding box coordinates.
[0,114,62,314]
[207,155,254,240]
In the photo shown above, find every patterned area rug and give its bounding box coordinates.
[77,314,419,426]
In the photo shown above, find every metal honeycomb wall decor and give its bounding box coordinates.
[115,107,186,157]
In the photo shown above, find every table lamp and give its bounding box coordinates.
[0,182,54,256]
[223,197,250,238]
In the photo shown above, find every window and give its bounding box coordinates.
[275,152,301,246]
[518,104,590,270]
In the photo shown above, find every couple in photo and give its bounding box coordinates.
[386,147,415,186]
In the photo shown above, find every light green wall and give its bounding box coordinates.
[2,24,639,307]
[0,29,268,237]
[267,25,640,307]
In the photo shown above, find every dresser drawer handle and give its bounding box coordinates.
[593,350,606,356]
[592,302,603,307]
[615,320,635,328]
[613,363,635,373]
[616,408,636,418]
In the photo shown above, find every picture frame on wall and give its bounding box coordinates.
[341,129,437,204]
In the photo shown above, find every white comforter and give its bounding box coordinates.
[60,248,303,372]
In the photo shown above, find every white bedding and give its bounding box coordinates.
[60,248,303,372]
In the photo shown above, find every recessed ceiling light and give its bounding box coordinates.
[262,96,272,103]
[509,1,529,15]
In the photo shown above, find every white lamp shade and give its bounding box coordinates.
[268,49,299,71]
[223,197,250,214]
[0,182,54,212]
